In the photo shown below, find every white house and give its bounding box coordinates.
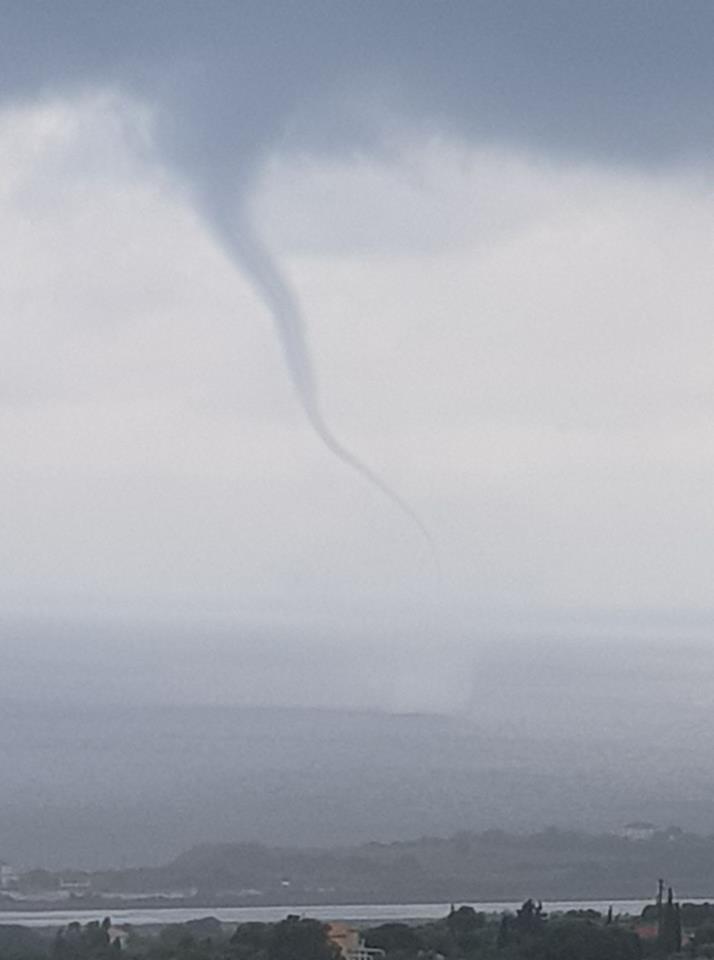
[622,821,657,842]
[0,862,18,890]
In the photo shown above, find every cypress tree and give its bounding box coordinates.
[660,887,682,955]
[496,915,511,949]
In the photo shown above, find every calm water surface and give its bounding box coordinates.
[2,899,707,927]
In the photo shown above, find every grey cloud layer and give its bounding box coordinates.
[2,2,714,696]
[3,1,714,171]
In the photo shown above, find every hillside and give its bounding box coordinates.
[12,829,714,905]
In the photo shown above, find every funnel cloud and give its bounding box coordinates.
[191,187,438,563]
[2,5,714,868]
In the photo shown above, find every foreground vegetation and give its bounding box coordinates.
[6,899,714,960]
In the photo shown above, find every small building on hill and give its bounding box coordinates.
[0,862,18,890]
[622,821,657,842]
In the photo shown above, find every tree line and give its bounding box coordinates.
[6,899,714,960]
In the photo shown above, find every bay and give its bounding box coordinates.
[0,898,698,928]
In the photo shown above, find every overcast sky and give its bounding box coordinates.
[2,2,713,710]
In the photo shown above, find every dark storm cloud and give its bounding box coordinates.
[4,1,711,555]
[2,0,713,170]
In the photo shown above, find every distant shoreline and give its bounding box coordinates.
[7,827,714,918]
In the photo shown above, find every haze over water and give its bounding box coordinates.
[1,1,713,872]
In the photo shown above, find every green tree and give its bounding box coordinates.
[52,919,116,960]
[497,915,512,950]
[230,922,270,960]
[364,923,423,956]
[446,905,487,955]
[0,924,46,960]
[660,888,682,956]
[268,917,340,960]
[540,920,641,960]
[515,900,546,938]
